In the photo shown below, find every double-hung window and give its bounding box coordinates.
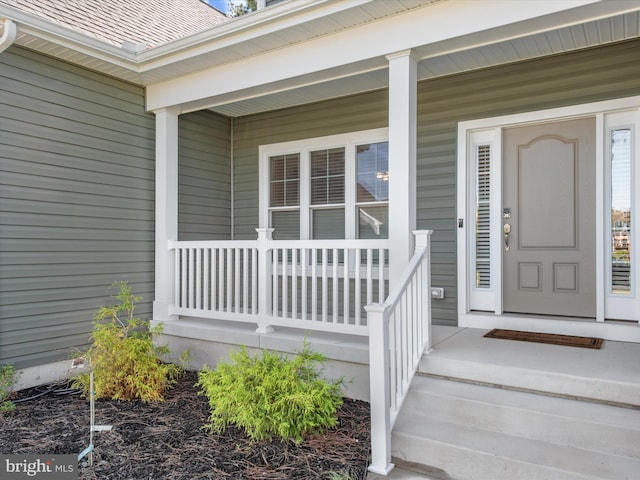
[259,128,389,240]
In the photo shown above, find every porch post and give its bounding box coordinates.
[153,107,180,324]
[387,49,417,286]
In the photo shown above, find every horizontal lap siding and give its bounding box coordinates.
[178,111,231,240]
[0,46,155,368]
[417,39,640,325]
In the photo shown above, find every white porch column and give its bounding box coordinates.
[153,107,180,323]
[387,50,417,286]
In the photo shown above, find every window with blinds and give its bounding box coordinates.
[269,153,300,239]
[475,144,491,289]
[310,148,345,239]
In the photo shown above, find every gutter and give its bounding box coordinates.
[0,18,16,53]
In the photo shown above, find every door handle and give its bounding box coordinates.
[503,223,511,252]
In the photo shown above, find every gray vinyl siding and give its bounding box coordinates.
[0,46,155,368]
[416,38,640,325]
[178,111,231,241]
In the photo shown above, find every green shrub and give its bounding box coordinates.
[0,364,17,413]
[196,341,343,443]
[74,282,180,402]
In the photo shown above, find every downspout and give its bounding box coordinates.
[0,18,17,54]
[230,117,235,240]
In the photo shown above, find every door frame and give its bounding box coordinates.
[456,96,640,341]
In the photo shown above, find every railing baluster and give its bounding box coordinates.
[332,248,338,323]
[174,247,180,309]
[366,249,373,306]
[203,248,210,310]
[218,248,225,311]
[181,248,188,308]
[243,248,249,314]
[379,248,385,303]
[311,248,317,322]
[212,248,218,311]
[233,247,239,313]
[252,248,258,315]
[322,248,328,323]
[282,248,289,319]
[301,248,307,321]
[292,248,298,320]
[195,248,202,310]
[272,248,279,318]
[226,248,233,312]
[343,248,350,324]
[355,249,361,326]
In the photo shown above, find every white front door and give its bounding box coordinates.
[502,118,596,318]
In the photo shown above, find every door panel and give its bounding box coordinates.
[503,118,596,317]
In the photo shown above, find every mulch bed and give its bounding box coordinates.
[0,371,371,479]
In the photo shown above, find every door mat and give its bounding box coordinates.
[483,329,603,349]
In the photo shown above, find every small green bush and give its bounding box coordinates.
[74,282,180,402]
[196,341,343,443]
[0,364,17,413]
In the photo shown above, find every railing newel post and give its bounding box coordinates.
[256,228,275,334]
[366,302,394,476]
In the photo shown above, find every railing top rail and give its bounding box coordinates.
[169,239,258,249]
[169,238,390,250]
[269,239,390,249]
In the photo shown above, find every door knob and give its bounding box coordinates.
[503,223,511,252]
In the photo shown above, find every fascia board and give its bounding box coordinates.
[0,4,139,71]
[146,0,610,112]
[137,0,370,67]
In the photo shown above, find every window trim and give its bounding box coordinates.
[259,128,389,240]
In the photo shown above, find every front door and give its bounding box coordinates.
[502,118,596,317]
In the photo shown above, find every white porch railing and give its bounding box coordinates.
[366,230,433,475]
[168,229,389,335]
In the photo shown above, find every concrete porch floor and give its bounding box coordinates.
[420,325,640,406]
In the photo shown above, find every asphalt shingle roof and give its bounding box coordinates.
[1,0,229,49]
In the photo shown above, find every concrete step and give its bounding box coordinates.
[392,376,640,480]
[402,375,640,458]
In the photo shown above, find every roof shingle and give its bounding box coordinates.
[1,0,229,49]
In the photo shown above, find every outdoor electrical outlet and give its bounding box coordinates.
[431,287,445,299]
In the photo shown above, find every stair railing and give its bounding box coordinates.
[366,230,433,475]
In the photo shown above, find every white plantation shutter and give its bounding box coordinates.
[475,144,491,289]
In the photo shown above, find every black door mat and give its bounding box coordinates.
[483,329,603,349]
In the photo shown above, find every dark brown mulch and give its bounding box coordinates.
[0,371,371,479]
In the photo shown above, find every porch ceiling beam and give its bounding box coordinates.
[145,0,620,112]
